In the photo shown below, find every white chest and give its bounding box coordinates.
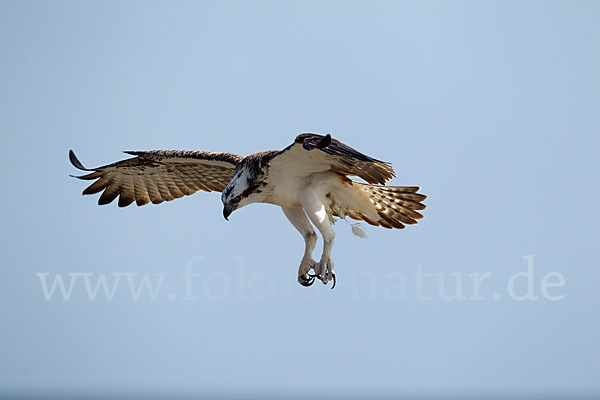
[264,170,346,209]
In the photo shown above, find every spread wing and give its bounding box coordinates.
[69,150,242,207]
[268,133,395,184]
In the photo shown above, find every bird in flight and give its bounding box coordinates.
[69,133,426,288]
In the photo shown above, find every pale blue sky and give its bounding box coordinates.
[1,1,599,398]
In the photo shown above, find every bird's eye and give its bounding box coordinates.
[233,195,241,203]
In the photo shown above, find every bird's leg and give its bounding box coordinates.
[300,190,336,288]
[281,207,318,287]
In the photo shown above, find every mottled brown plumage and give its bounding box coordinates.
[70,150,241,207]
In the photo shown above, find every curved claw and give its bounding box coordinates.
[330,272,336,290]
[308,272,337,289]
[299,274,315,287]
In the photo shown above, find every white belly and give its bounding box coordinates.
[265,170,353,212]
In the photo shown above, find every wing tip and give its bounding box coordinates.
[69,150,91,171]
[316,134,332,149]
[97,196,115,206]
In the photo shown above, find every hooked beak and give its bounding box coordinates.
[223,205,234,221]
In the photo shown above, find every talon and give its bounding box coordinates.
[308,272,328,285]
[308,273,320,279]
[330,272,336,289]
[299,274,315,287]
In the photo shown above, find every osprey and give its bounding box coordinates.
[69,133,426,288]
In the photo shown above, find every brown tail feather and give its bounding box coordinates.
[355,184,427,229]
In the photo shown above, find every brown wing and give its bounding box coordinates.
[69,150,242,207]
[268,133,395,184]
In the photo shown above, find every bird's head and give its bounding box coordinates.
[221,160,268,220]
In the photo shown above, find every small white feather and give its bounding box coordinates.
[351,224,368,238]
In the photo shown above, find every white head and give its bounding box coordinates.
[221,161,268,220]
